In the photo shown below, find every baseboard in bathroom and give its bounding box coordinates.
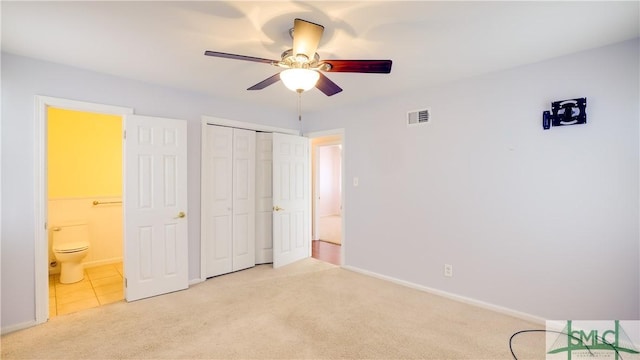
[48,257,123,276]
[83,257,123,268]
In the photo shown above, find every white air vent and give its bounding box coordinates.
[407,108,431,126]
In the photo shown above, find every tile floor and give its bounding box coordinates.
[49,262,124,317]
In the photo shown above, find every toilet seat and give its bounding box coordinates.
[53,241,89,253]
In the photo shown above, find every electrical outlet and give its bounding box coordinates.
[444,264,453,277]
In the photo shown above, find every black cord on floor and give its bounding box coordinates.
[509,329,623,360]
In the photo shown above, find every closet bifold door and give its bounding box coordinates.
[202,125,256,278]
[255,133,273,264]
[231,128,256,272]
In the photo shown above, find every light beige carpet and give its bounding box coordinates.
[319,215,341,245]
[1,259,545,359]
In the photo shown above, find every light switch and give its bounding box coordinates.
[353,177,359,187]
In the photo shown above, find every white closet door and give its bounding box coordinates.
[124,114,188,301]
[272,133,310,268]
[202,125,256,277]
[255,133,273,264]
[231,128,256,271]
[202,125,233,277]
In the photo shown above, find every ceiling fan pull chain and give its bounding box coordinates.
[297,89,303,121]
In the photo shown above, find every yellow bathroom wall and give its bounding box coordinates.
[48,107,122,198]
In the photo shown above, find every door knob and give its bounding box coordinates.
[273,206,284,211]
[176,211,186,219]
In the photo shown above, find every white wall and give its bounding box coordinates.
[0,52,299,330]
[2,38,638,331]
[303,39,640,320]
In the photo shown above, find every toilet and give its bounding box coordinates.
[52,222,90,284]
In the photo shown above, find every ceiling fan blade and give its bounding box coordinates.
[321,60,392,73]
[316,72,343,96]
[292,18,324,60]
[204,50,276,64]
[247,73,281,90]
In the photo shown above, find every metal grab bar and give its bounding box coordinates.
[92,200,122,206]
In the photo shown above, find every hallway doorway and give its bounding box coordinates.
[309,132,344,265]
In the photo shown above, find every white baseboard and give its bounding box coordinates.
[84,257,123,268]
[49,257,123,275]
[189,278,204,286]
[342,265,546,326]
[1,320,39,335]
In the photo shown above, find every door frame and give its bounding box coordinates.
[34,96,133,325]
[304,129,345,265]
[199,116,299,280]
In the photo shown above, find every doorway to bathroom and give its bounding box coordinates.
[46,107,125,317]
[35,96,190,326]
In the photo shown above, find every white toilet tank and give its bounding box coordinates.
[52,222,90,252]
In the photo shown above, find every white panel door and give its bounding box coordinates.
[202,125,233,277]
[255,133,273,264]
[124,114,188,302]
[231,128,256,271]
[272,133,310,268]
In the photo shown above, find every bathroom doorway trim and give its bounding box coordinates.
[34,95,133,325]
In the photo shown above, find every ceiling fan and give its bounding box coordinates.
[204,18,392,96]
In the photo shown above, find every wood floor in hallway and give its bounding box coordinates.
[311,240,341,266]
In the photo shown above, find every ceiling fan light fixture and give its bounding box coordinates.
[204,18,391,98]
[280,68,319,92]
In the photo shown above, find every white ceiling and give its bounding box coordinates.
[2,1,638,113]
